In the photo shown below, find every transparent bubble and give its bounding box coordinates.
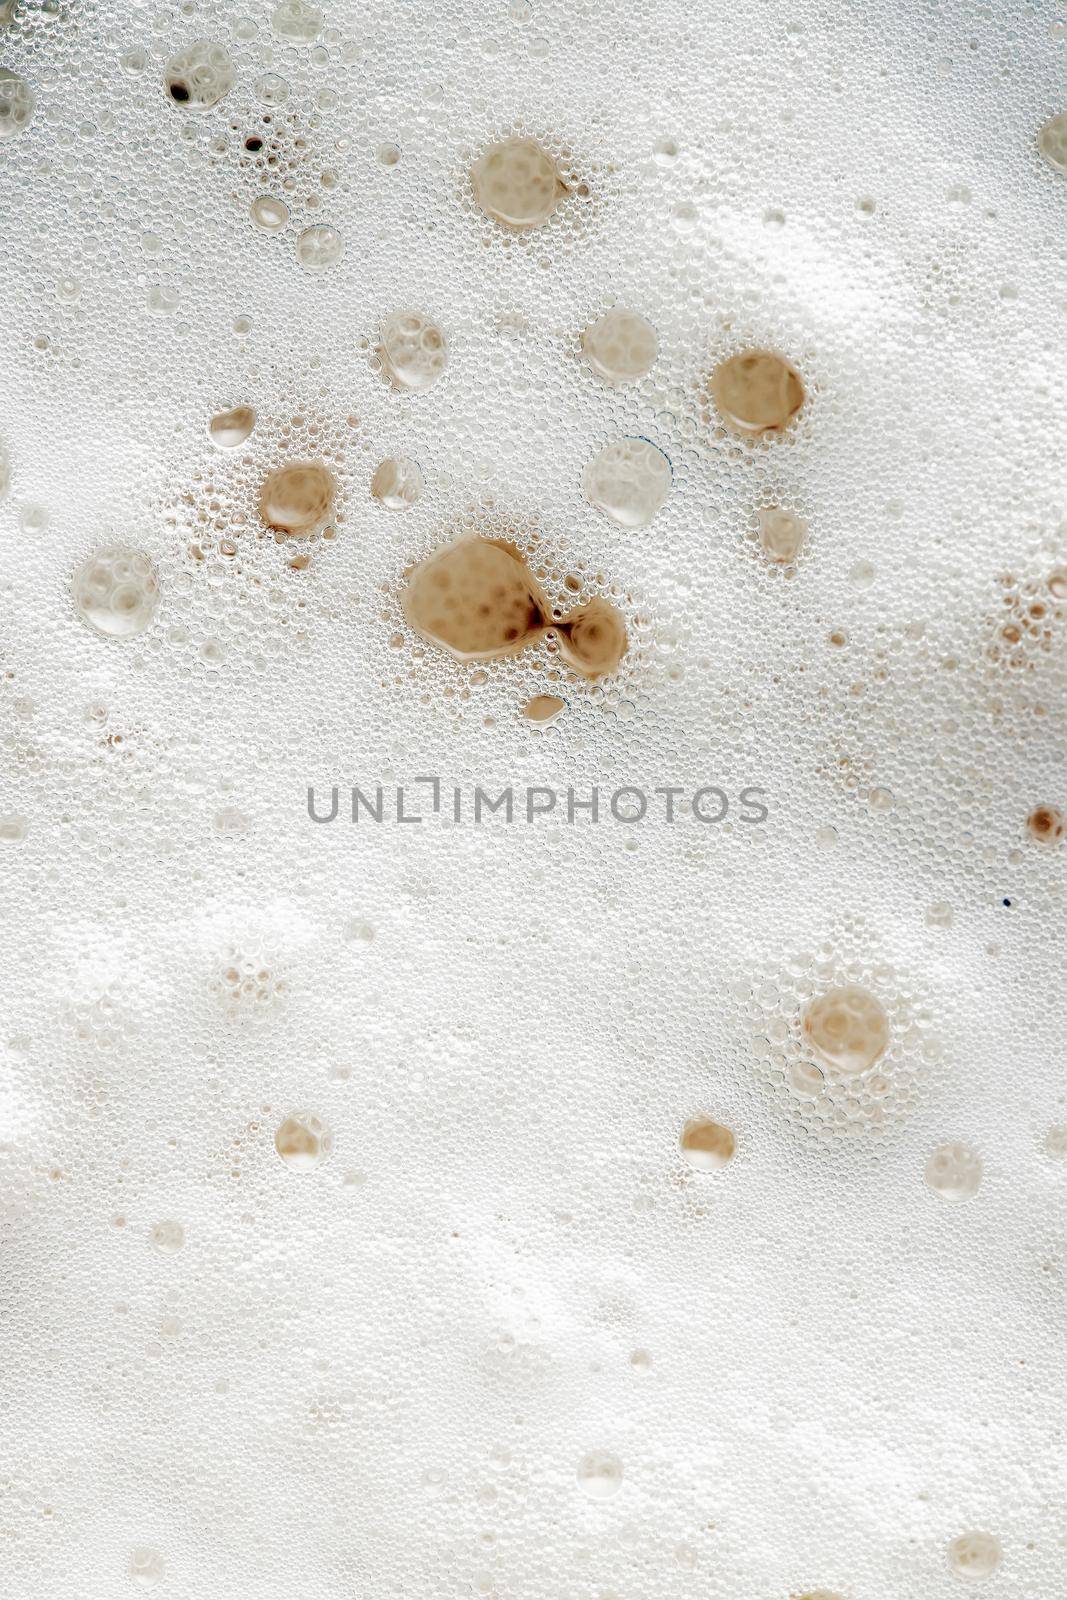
[680,1116,736,1170]
[370,456,423,510]
[926,902,954,928]
[758,506,806,563]
[376,142,401,167]
[272,0,323,43]
[18,504,48,536]
[925,1142,983,1204]
[295,224,345,271]
[250,195,290,232]
[275,1111,332,1170]
[163,40,235,112]
[377,310,448,393]
[576,1451,623,1500]
[255,73,290,106]
[1044,1127,1067,1158]
[582,438,672,529]
[581,307,659,385]
[150,1220,185,1255]
[0,814,29,844]
[471,138,567,228]
[946,1531,1001,1582]
[72,547,160,639]
[128,1548,165,1588]
[208,406,256,449]
[0,68,35,139]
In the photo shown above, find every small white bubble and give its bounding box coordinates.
[947,1530,1001,1582]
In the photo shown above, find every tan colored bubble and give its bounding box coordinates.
[258,461,335,536]
[405,538,546,662]
[924,1142,982,1204]
[403,537,627,679]
[947,1531,1001,1582]
[680,1116,736,1170]
[1038,112,1067,175]
[802,985,889,1076]
[275,1111,332,1170]
[581,307,659,385]
[522,694,566,724]
[378,310,448,393]
[73,547,160,639]
[371,457,424,510]
[710,349,805,437]
[556,597,628,679]
[471,137,567,228]
[758,506,806,563]
[163,40,235,111]
[209,406,256,449]
[1026,804,1064,846]
[583,438,672,529]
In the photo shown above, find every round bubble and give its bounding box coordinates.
[947,1531,1001,1582]
[710,349,806,437]
[275,1111,332,1170]
[370,457,424,510]
[471,138,567,228]
[680,1116,736,1170]
[924,1142,982,1204]
[377,310,448,393]
[296,224,344,271]
[72,547,160,639]
[576,1451,623,1499]
[163,40,235,112]
[802,985,889,1076]
[272,0,323,42]
[581,307,659,385]
[582,438,672,529]
[251,195,289,232]
[259,462,335,536]
[209,406,256,449]
[1038,113,1067,175]
[758,506,806,563]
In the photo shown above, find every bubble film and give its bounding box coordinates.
[1,2,1065,1598]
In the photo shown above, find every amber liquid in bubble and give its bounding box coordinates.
[403,536,627,679]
